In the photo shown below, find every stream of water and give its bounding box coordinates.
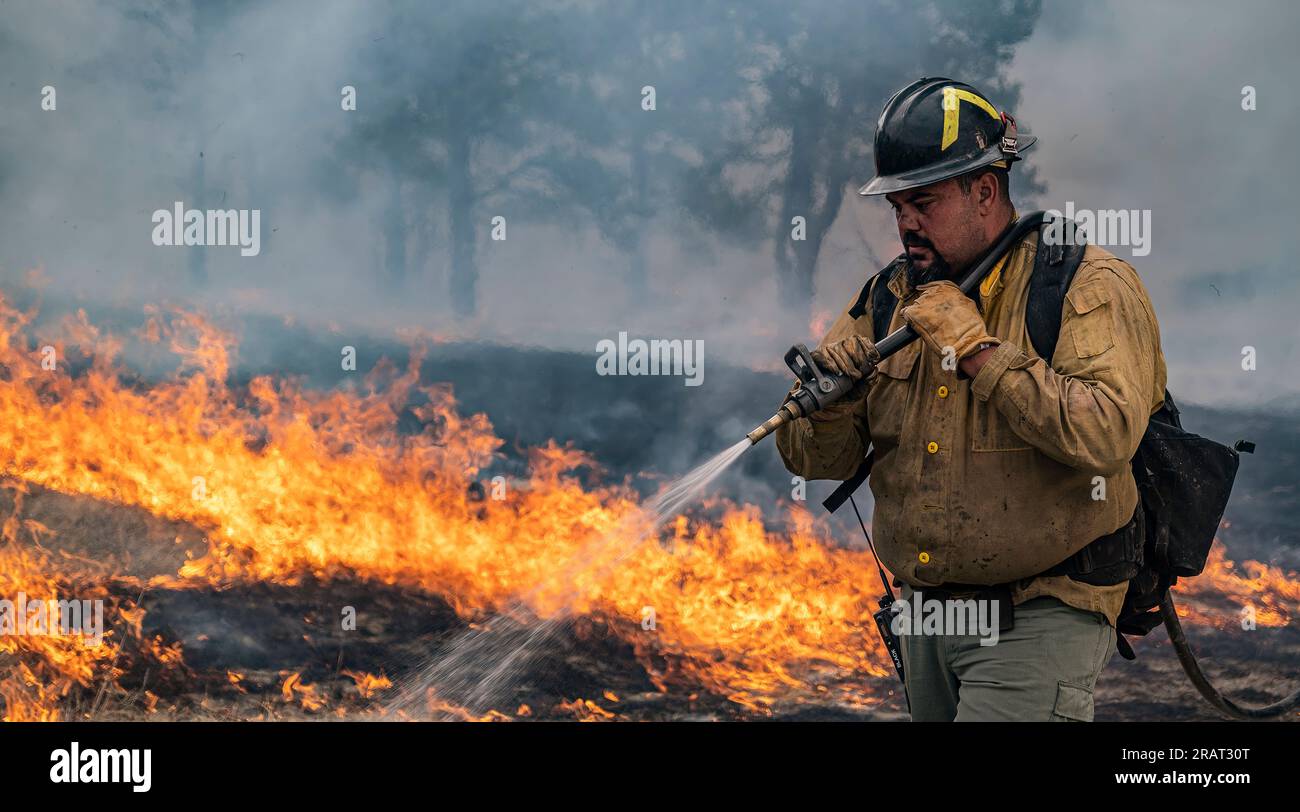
[385,438,753,718]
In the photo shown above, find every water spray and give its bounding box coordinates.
[397,208,1300,721]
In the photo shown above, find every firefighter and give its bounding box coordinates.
[775,77,1167,721]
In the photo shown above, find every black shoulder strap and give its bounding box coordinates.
[1025,219,1087,362]
[849,255,904,342]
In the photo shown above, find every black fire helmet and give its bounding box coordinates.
[857,77,1036,197]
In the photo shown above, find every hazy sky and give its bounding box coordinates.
[1015,0,1300,407]
[1,0,1296,410]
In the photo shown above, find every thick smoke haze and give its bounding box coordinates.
[1015,0,1300,407]
[0,0,1296,410]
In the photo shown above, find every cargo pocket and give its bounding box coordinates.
[1050,680,1095,722]
[1065,279,1115,358]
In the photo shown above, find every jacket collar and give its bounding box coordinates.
[885,211,1026,303]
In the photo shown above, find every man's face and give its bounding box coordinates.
[885,177,987,285]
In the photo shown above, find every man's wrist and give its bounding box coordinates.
[958,342,999,378]
[970,341,1021,401]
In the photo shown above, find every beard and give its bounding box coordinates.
[904,243,956,288]
[906,256,953,287]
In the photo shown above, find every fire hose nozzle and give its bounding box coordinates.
[746,401,801,445]
[746,344,862,445]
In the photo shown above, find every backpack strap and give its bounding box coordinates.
[848,255,905,343]
[1025,219,1086,362]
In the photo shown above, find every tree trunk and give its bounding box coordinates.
[776,109,816,315]
[448,134,477,316]
[188,147,207,286]
[245,141,270,258]
[382,174,406,286]
[625,133,649,298]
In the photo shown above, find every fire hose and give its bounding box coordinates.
[1161,594,1300,719]
[745,210,1300,721]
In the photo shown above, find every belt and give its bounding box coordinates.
[909,583,1015,632]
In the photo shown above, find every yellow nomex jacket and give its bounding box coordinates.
[776,233,1168,626]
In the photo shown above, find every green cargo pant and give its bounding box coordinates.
[897,588,1116,721]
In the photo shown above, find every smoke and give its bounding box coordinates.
[1006,0,1300,408]
[0,0,1041,367]
[0,0,1294,420]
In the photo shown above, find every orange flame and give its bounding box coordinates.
[0,290,1294,719]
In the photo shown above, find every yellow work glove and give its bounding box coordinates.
[811,334,880,380]
[900,281,1000,365]
[803,334,880,417]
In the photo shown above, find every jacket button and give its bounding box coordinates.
[926,441,939,454]
[937,385,949,398]
[918,551,931,564]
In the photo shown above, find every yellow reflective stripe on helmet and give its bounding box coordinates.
[941,87,1001,151]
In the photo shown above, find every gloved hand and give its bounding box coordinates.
[806,334,880,414]
[900,281,1000,364]
[811,333,880,381]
